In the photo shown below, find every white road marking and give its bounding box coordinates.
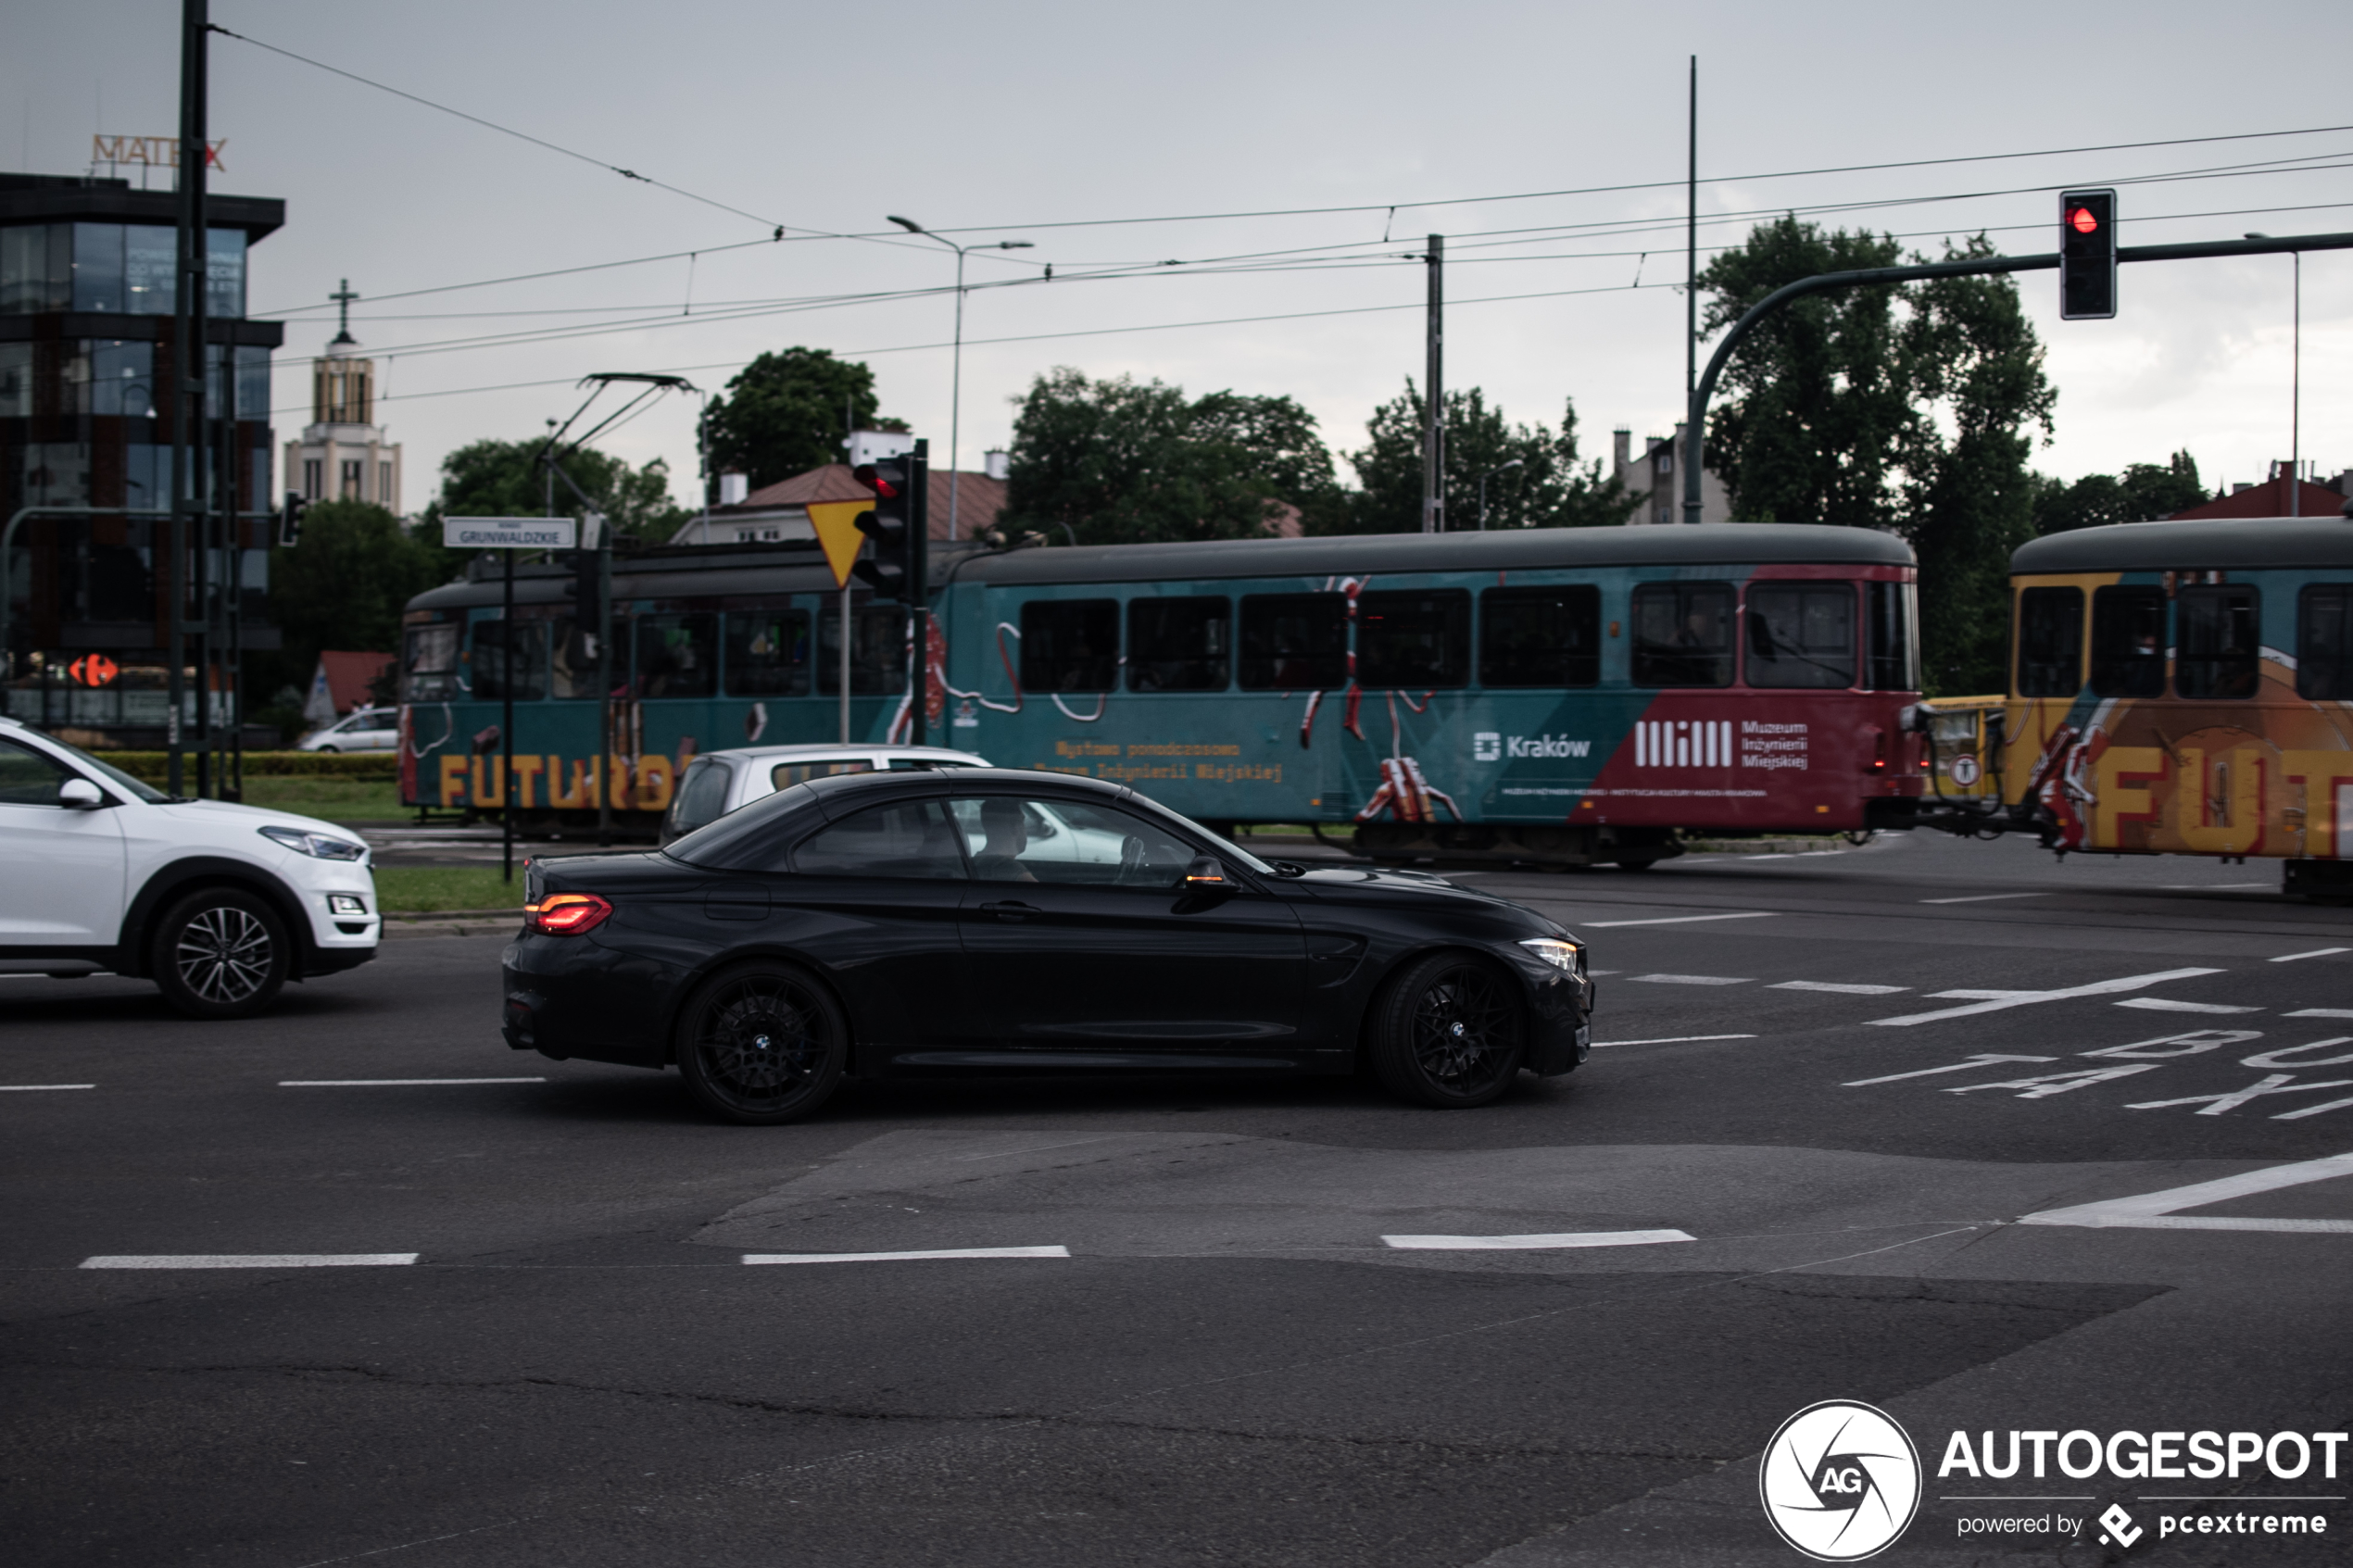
[1381,1230,1693,1250]
[2287,1009,2353,1019]
[1929,988,2042,999]
[1843,1055,2056,1086]
[2113,997,2263,1014]
[952,1136,1122,1161]
[1869,968,2224,1027]
[1770,981,1910,995]
[1627,973,1754,985]
[80,1254,420,1269]
[2126,1073,2353,1116]
[1920,892,2049,904]
[741,1247,1071,1264]
[279,1078,548,1087]
[2273,948,2351,963]
[0,1084,95,1092]
[2276,1096,2353,1121]
[1583,911,1777,928]
[1592,1034,1757,1047]
[2018,1150,2353,1233]
[1947,1065,2161,1098]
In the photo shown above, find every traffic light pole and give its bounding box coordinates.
[908,438,928,749]
[1680,229,2353,524]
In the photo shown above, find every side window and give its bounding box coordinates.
[0,738,75,806]
[1865,581,1919,692]
[2297,585,2353,700]
[635,613,718,700]
[949,796,1198,887]
[1357,589,1470,688]
[792,798,966,879]
[726,610,812,697]
[667,758,735,834]
[1239,594,1348,689]
[403,622,458,702]
[472,619,547,701]
[2089,586,2168,698]
[818,605,909,696]
[1127,596,1229,692]
[2015,587,2084,697]
[2175,586,2260,700]
[549,617,598,700]
[1744,583,1856,689]
[1630,582,1735,687]
[1020,599,1118,693]
[1479,585,1600,688]
[771,759,873,789]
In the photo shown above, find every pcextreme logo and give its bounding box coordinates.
[1759,1400,1923,1562]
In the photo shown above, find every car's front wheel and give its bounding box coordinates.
[150,887,292,1020]
[674,960,848,1124]
[1366,952,1526,1108]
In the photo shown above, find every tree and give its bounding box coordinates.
[702,347,898,493]
[1698,220,2057,694]
[1001,369,1344,545]
[422,437,688,550]
[258,499,447,713]
[2032,450,2206,533]
[1339,382,1637,533]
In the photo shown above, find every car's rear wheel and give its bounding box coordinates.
[316,745,341,754]
[1366,952,1525,1109]
[674,961,848,1124]
[150,887,291,1020]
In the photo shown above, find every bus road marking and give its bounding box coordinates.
[2273,949,2351,963]
[2018,1150,2353,1234]
[81,1254,420,1269]
[1382,1230,1693,1250]
[1592,1034,1757,1048]
[1583,911,1777,928]
[1870,968,2224,1027]
[742,1247,1071,1265]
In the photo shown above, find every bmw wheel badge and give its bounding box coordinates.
[1758,1399,1920,1562]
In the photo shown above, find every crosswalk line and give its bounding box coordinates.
[81,1254,420,1269]
[742,1247,1071,1265]
[1382,1230,1694,1250]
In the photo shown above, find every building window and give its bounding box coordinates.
[302,458,322,499]
[378,461,393,505]
[340,459,362,500]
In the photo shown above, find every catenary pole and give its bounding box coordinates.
[1422,235,1444,533]
[1684,56,1697,522]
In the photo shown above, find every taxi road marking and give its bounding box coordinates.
[1382,1230,1694,1250]
[81,1254,421,1269]
[742,1247,1071,1265]
[2017,1150,2353,1235]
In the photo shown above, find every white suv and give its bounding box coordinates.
[0,716,380,1018]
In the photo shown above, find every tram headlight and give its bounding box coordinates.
[1519,937,1586,978]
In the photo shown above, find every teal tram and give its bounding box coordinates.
[398,523,1925,867]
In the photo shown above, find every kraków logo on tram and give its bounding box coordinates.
[1472,732,1591,763]
[1759,1399,1922,1562]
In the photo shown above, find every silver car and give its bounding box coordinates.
[297,707,398,753]
[661,744,991,845]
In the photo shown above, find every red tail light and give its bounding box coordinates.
[526,893,612,935]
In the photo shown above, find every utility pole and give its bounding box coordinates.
[1684,56,1699,524]
[908,437,929,749]
[168,0,208,799]
[1422,234,1444,533]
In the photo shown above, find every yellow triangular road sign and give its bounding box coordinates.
[806,500,871,588]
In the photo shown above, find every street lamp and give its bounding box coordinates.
[1478,458,1525,531]
[2248,233,2300,516]
[887,216,1035,542]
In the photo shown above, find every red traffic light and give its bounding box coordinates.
[2068,206,2099,235]
[850,463,900,499]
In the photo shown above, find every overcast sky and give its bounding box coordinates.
[11,0,2350,515]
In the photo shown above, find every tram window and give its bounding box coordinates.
[472,619,547,701]
[1239,594,1349,689]
[2297,585,2353,699]
[549,617,598,700]
[724,609,812,697]
[1127,596,1229,691]
[1480,585,1600,688]
[817,605,910,696]
[634,614,717,700]
[1357,589,1470,688]
[2175,586,2260,700]
[1020,599,1118,693]
[403,622,458,702]
[1865,582,1919,692]
[2015,588,2083,697]
[1630,582,1735,687]
[1745,583,1856,689]
[2089,587,2167,698]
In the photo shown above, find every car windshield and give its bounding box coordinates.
[37,732,169,802]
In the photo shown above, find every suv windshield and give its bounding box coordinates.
[33,731,169,802]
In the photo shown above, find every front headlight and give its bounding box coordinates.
[1518,937,1586,977]
[260,824,369,861]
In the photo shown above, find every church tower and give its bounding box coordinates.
[282,279,403,511]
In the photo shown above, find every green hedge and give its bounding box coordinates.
[93,749,401,783]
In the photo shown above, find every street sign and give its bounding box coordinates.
[805,500,871,589]
[69,654,118,687]
[442,517,578,550]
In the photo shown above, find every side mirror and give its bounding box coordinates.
[58,777,106,809]
[1185,855,1231,888]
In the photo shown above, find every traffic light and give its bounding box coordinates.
[850,457,913,599]
[278,491,308,546]
[2059,188,2117,320]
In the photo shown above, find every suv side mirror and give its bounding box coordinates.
[1185,855,1230,888]
[58,777,106,809]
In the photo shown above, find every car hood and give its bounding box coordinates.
[152,797,364,840]
[1289,864,1572,935]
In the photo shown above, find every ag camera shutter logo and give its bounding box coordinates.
[1759,1399,1921,1561]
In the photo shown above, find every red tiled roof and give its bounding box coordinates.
[2171,475,2348,520]
[723,462,1009,539]
[316,650,393,713]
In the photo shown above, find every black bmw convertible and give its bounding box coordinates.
[501,769,1594,1123]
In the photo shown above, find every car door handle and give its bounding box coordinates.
[977,900,1039,922]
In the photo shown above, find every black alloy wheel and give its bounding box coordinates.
[674,961,849,1124]
[150,887,291,1020]
[1367,952,1526,1109]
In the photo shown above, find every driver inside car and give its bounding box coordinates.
[972,797,1038,882]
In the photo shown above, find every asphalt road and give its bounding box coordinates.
[5,832,2351,1567]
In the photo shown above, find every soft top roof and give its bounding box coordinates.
[2014,517,2353,574]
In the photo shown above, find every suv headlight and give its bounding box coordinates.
[1518,937,1586,977]
[260,824,369,861]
